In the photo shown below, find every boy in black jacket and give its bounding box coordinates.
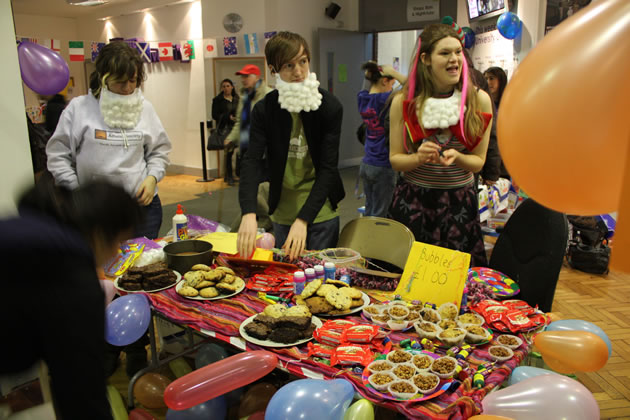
[237,32,345,259]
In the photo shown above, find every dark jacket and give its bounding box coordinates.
[211,93,239,128]
[0,211,112,420]
[239,88,345,224]
[44,94,67,134]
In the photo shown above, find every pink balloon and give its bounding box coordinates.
[483,375,599,420]
[100,279,117,306]
[164,350,277,410]
[17,41,69,95]
[256,233,275,249]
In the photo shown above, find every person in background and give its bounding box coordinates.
[388,24,493,267]
[46,41,171,241]
[483,66,508,110]
[225,64,273,233]
[357,61,407,217]
[212,78,239,185]
[237,31,345,260]
[0,180,143,420]
[43,93,67,134]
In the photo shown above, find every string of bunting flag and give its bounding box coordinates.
[16,31,278,64]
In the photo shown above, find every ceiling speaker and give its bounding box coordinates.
[325,2,341,19]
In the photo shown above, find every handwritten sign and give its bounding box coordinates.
[394,241,470,309]
[407,0,439,22]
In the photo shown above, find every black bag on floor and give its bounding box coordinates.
[567,216,610,274]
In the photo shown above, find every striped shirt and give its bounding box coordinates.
[403,132,474,189]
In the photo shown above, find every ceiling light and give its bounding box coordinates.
[66,0,109,6]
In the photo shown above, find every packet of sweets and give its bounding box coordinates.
[103,243,144,277]
[330,345,374,366]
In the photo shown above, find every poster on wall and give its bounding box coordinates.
[470,28,517,78]
[545,0,591,34]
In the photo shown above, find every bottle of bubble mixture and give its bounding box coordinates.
[172,204,188,242]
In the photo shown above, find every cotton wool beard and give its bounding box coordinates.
[420,89,465,130]
[276,72,323,113]
[99,86,144,129]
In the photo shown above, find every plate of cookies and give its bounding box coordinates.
[115,262,180,293]
[297,279,370,317]
[175,264,246,300]
[239,304,323,348]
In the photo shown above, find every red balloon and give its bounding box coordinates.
[164,350,278,410]
[247,412,265,420]
[129,408,156,420]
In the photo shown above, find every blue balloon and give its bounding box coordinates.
[265,379,354,420]
[497,12,523,40]
[463,27,476,49]
[547,319,612,357]
[194,343,228,369]
[105,294,151,346]
[166,396,227,420]
[508,366,560,387]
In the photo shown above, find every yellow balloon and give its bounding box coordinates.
[497,0,630,215]
[343,399,374,420]
[169,358,192,378]
[106,385,129,420]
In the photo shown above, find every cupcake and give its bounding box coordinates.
[362,304,386,319]
[368,372,396,391]
[413,372,440,395]
[420,308,441,324]
[366,360,394,374]
[430,356,458,379]
[438,319,458,330]
[488,345,514,362]
[438,303,458,320]
[457,312,484,326]
[388,305,410,320]
[413,321,442,340]
[411,354,433,371]
[387,380,418,400]
[438,328,466,347]
[392,362,417,380]
[465,325,490,344]
[387,319,410,331]
[386,349,413,364]
[496,334,523,350]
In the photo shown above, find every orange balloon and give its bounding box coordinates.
[133,372,171,409]
[497,0,630,215]
[611,140,630,273]
[534,331,608,374]
[469,416,515,420]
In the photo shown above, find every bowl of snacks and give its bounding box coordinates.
[438,303,459,320]
[465,325,491,344]
[457,312,485,326]
[420,308,442,324]
[367,360,394,374]
[488,345,514,362]
[363,304,386,319]
[413,372,440,395]
[387,319,410,331]
[388,305,410,320]
[386,349,413,364]
[387,380,418,400]
[368,372,396,391]
[430,356,458,379]
[438,319,459,330]
[411,354,433,372]
[370,314,391,327]
[406,311,422,322]
[392,362,417,380]
[414,321,442,340]
[496,335,523,350]
[438,328,466,347]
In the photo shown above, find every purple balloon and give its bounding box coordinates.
[105,294,151,346]
[17,41,70,95]
[483,374,600,420]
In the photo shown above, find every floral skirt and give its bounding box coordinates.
[388,179,488,267]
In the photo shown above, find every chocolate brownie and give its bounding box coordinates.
[127,266,146,275]
[268,327,301,344]
[143,263,169,276]
[275,316,311,331]
[300,323,317,339]
[254,315,278,328]
[244,322,271,340]
[120,281,143,291]
[121,273,142,283]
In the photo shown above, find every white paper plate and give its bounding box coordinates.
[114,271,181,294]
[175,278,245,301]
[239,315,323,348]
[317,292,371,317]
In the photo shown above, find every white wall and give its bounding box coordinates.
[0,2,35,216]
[76,1,207,173]
[377,30,418,77]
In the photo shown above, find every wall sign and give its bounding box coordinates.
[407,0,439,22]
[394,241,470,309]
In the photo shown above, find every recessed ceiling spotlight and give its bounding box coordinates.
[66,0,109,6]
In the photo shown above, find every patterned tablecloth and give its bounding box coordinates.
[146,288,528,420]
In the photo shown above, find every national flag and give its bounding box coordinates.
[180,40,195,62]
[20,37,38,44]
[203,38,217,58]
[150,48,160,63]
[136,42,151,63]
[69,41,85,62]
[158,42,173,61]
[244,33,259,55]
[223,37,237,56]
[173,44,182,61]
[40,39,61,52]
[90,42,105,62]
[264,32,277,44]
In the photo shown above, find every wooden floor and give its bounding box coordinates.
[111,173,630,420]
